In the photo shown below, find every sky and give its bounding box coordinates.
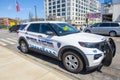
[0,0,104,20]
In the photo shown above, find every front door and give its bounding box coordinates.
[37,23,57,56]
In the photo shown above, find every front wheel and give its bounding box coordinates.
[62,51,84,73]
[20,40,29,53]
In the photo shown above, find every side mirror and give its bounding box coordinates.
[46,31,54,35]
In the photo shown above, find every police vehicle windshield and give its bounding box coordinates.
[50,23,79,36]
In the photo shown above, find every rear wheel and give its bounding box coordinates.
[20,40,29,53]
[85,30,91,33]
[109,31,116,37]
[62,51,83,73]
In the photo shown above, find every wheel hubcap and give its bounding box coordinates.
[65,55,79,70]
[21,42,27,52]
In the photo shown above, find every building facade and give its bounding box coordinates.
[102,0,120,22]
[44,0,101,25]
[0,18,17,26]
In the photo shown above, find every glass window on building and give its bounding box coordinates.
[67,7,70,11]
[62,8,65,12]
[49,11,51,13]
[76,0,78,3]
[53,10,56,13]
[72,12,74,15]
[67,2,70,6]
[53,6,56,9]
[57,1,60,4]
[57,9,60,12]
[62,4,65,7]
[57,5,60,8]
[62,13,66,16]
[73,3,74,6]
[49,3,51,5]
[57,13,60,16]
[76,9,78,11]
[62,0,65,3]
[53,1,55,4]
[67,12,70,15]
[49,7,51,9]
[76,17,77,20]
[76,4,78,7]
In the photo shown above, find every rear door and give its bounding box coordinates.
[25,23,41,49]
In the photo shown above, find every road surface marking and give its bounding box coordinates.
[11,37,18,40]
[0,39,15,44]
[6,38,17,43]
[0,41,7,46]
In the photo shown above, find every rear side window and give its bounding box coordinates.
[111,23,119,27]
[27,24,40,33]
[19,24,27,30]
[100,23,110,27]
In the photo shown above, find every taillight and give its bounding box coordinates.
[16,30,19,34]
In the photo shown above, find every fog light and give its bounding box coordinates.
[94,54,102,60]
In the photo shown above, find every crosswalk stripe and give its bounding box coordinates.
[0,41,7,46]
[6,38,17,42]
[11,37,18,40]
[0,39,15,44]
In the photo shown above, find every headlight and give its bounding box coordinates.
[79,42,96,48]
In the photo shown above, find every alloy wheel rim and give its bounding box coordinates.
[21,42,27,52]
[65,55,79,70]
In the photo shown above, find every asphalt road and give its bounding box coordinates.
[0,29,120,80]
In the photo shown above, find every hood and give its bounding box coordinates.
[62,32,106,43]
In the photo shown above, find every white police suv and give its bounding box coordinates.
[18,21,116,73]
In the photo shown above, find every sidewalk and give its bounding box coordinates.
[0,46,72,80]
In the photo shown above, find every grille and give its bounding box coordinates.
[96,41,108,53]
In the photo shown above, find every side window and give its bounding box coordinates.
[91,23,99,27]
[111,23,119,27]
[100,23,110,27]
[27,24,40,33]
[19,24,27,30]
[40,24,53,34]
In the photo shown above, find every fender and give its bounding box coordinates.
[18,37,28,46]
[58,46,89,67]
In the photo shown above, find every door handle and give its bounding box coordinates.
[25,32,28,34]
[38,35,43,37]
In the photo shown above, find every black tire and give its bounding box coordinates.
[85,30,91,33]
[109,31,116,37]
[108,38,116,57]
[62,51,84,73]
[20,40,29,53]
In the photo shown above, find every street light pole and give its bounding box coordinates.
[34,5,37,21]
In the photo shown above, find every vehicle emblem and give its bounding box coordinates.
[93,50,97,53]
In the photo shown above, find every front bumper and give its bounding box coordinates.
[81,38,116,68]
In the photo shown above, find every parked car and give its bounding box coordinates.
[84,22,120,37]
[9,25,20,32]
[18,21,116,73]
